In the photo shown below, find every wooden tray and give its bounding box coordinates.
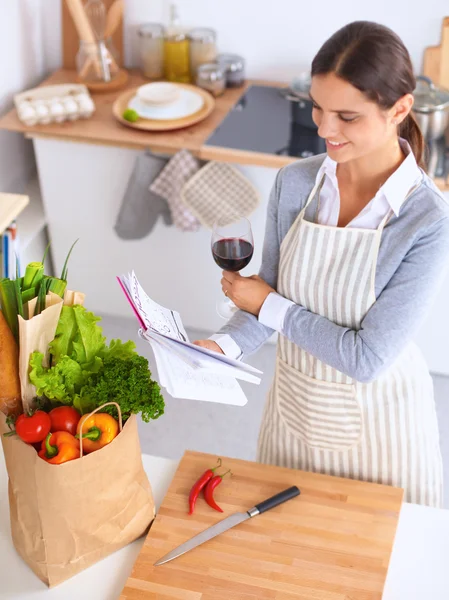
[112,84,215,132]
[121,450,403,600]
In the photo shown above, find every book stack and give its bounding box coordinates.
[0,221,19,279]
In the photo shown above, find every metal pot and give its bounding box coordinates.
[412,75,449,141]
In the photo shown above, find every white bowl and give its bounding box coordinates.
[136,82,181,106]
[128,88,205,121]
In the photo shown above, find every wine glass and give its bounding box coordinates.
[211,216,254,319]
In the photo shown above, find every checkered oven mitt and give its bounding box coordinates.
[180,162,260,228]
[149,149,201,232]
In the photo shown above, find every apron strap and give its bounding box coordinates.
[301,174,326,216]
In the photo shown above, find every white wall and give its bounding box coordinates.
[0,0,60,193]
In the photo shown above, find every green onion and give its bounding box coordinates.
[46,277,67,298]
[22,287,36,305]
[0,278,19,342]
[60,239,79,281]
[14,278,24,319]
[42,242,51,267]
[34,278,49,317]
[22,262,44,291]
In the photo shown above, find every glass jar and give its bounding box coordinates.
[76,38,120,83]
[138,23,165,80]
[196,63,225,97]
[188,28,217,78]
[217,53,246,88]
[164,31,191,83]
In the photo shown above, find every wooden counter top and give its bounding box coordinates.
[1,69,448,185]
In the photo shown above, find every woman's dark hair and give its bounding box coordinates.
[311,21,425,168]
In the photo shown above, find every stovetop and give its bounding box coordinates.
[205,84,326,159]
[205,84,449,180]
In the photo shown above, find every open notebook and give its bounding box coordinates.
[117,271,263,406]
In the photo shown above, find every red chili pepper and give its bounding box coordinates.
[188,457,222,515]
[203,469,231,513]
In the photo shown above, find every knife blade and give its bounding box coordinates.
[154,485,300,566]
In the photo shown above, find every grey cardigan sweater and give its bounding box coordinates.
[218,155,449,383]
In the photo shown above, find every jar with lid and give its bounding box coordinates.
[196,63,225,97]
[217,53,246,88]
[164,4,191,83]
[188,28,217,78]
[138,23,165,80]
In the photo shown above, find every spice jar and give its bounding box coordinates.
[188,28,217,78]
[138,23,165,80]
[164,4,191,83]
[196,63,225,97]
[217,53,246,88]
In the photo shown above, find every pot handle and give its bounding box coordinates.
[416,75,435,90]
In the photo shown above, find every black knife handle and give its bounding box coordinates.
[252,486,300,516]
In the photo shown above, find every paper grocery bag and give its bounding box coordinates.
[18,289,85,411]
[18,292,64,411]
[0,412,155,587]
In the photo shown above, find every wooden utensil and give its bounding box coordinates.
[62,0,124,70]
[65,0,102,77]
[104,0,124,38]
[121,450,403,600]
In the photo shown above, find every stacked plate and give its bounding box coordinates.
[113,82,215,132]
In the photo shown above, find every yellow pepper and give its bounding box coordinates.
[76,413,119,454]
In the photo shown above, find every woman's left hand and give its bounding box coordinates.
[221,271,275,316]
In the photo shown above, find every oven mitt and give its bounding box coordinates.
[149,149,201,232]
[180,161,260,228]
[114,151,172,240]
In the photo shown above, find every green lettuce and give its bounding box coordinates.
[29,305,138,407]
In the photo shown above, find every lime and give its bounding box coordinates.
[122,108,139,123]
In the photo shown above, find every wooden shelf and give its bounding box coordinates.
[0,193,29,235]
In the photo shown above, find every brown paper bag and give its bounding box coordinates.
[18,289,85,411]
[0,410,155,587]
[18,292,64,411]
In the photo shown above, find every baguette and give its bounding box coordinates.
[0,309,22,416]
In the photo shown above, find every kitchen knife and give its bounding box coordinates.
[154,485,300,566]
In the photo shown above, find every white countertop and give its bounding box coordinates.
[1,451,449,599]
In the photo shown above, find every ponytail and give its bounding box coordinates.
[399,112,426,170]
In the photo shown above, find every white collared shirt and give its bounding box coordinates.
[211,139,422,359]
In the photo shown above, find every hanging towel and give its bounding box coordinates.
[149,149,201,232]
[114,151,172,240]
[180,161,260,228]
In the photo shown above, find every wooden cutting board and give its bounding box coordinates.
[423,16,449,88]
[120,450,403,600]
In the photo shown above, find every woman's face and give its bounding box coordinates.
[309,73,400,163]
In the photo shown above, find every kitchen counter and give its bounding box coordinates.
[1,68,448,186]
[1,449,449,599]
[0,68,295,170]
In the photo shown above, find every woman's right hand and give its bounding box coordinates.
[193,340,224,354]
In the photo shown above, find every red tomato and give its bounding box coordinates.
[15,411,51,444]
[49,406,81,435]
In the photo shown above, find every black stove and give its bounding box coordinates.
[204,84,326,159]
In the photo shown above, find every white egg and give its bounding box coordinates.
[49,100,66,123]
[74,93,95,118]
[18,104,38,126]
[34,102,51,125]
[63,98,80,120]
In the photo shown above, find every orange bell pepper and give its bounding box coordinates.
[39,431,80,464]
[76,413,119,454]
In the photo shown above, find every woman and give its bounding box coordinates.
[195,21,449,507]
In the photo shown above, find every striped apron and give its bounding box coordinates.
[257,175,443,507]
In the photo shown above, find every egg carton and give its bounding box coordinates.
[14,84,96,126]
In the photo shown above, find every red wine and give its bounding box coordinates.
[212,238,254,271]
